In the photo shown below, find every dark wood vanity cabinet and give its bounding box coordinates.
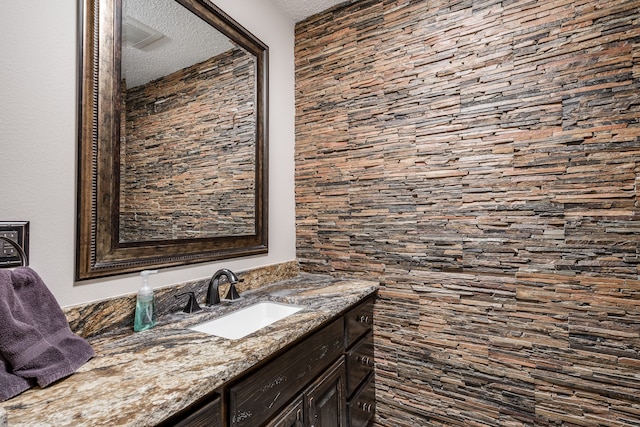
[229,318,345,426]
[159,294,375,427]
[344,298,375,427]
[235,295,375,427]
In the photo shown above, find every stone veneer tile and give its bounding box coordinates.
[294,0,640,425]
[120,47,257,241]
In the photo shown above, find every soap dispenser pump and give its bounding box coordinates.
[134,270,158,332]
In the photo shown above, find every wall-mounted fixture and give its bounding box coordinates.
[0,221,29,267]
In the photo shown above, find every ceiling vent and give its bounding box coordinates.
[123,16,165,50]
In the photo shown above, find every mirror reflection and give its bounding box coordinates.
[120,0,257,242]
[76,0,268,280]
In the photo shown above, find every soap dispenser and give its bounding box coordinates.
[134,270,158,332]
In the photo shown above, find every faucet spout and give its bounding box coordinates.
[206,268,242,305]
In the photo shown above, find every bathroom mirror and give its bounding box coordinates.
[77,0,268,280]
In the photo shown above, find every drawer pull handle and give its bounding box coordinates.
[357,315,370,324]
[357,356,372,367]
[358,402,373,413]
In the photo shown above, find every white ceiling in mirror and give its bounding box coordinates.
[122,0,233,87]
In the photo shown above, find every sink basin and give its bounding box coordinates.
[189,301,304,340]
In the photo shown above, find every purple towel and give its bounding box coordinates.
[0,267,94,400]
[0,354,33,401]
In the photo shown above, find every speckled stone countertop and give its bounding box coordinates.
[1,274,377,427]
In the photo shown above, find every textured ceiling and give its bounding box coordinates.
[123,0,232,87]
[122,0,348,88]
[272,0,347,22]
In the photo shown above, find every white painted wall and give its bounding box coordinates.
[0,0,296,307]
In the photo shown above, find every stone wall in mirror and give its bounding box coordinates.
[77,0,268,280]
[120,0,256,242]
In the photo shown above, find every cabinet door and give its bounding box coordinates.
[265,396,304,427]
[306,357,347,427]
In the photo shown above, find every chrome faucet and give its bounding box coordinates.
[206,268,242,305]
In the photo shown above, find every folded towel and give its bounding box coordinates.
[0,267,94,399]
[0,354,33,402]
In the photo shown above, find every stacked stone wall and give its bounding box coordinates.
[295,1,640,425]
[120,48,256,241]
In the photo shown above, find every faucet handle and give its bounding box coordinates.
[175,292,202,313]
[224,282,242,301]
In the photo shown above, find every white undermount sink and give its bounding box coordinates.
[189,301,305,340]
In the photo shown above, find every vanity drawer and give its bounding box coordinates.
[228,317,344,427]
[348,374,375,427]
[163,394,222,427]
[345,297,374,349]
[346,331,373,397]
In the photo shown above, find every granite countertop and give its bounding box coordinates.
[1,274,377,427]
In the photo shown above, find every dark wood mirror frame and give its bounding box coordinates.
[76,0,268,280]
